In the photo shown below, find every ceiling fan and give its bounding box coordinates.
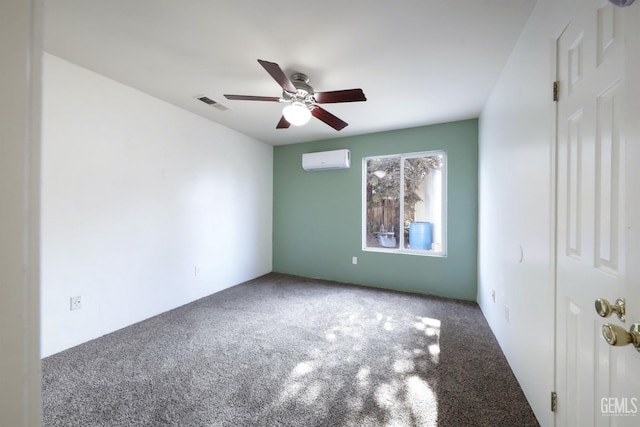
[224,59,366,131]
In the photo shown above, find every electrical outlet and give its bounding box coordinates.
[352,256,358,265]
[70,296,82,311]
[504,306,510,323]
[194,265,200,277]
[491,290,496,303]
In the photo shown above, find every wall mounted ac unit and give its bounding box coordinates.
[302,149,351,171]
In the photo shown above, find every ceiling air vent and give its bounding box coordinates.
[195,95,229,111]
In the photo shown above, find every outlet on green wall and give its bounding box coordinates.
[273,119,478,300]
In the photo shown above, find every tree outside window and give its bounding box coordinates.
[364,151,446,255]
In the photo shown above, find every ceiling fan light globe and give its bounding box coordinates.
[283,103,311,126]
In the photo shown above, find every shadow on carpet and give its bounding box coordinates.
[42,273,539,427]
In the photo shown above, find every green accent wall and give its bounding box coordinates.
[273,119,478,300]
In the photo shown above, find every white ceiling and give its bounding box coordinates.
[44,0,536,146]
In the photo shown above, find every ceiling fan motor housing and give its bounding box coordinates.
[608,0,634,6]
[284,73,315,105]
[290,73,313,94]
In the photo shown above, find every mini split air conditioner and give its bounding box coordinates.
[302,149,351,171]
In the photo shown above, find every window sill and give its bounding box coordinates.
[362,247,447,257]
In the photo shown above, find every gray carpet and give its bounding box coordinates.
[42,273,539,427]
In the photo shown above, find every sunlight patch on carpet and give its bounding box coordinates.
[292,361,315,377]
[274,310,441,425]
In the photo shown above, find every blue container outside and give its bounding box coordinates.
[409,222,432,250]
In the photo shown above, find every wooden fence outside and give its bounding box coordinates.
[367,199,399,235]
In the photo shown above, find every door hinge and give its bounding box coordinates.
[551,391,558,412]
[553,81,559,102]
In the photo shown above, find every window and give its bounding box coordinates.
[363,151,446,256]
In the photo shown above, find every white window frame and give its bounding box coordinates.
[362,150,447,257]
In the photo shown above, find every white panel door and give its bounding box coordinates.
[556,1,640,426]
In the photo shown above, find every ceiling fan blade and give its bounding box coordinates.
[311,106,348,131]
[276,116,291,129]
[257,59,297,94]
[314,89,367,104]
[223,94,281,102]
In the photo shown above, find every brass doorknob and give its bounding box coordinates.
[595,298,626,322]
[601,323,640,352]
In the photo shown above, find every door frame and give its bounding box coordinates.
[551,20,569,427]
[0,0,43,426]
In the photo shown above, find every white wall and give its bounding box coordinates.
[478,1,575,425]
[41,54,273,357]
[0,0,42,425]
